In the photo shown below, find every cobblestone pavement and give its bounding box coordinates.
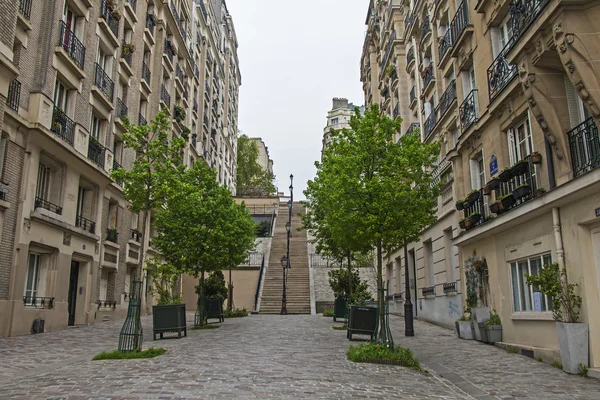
[0,314,597,399]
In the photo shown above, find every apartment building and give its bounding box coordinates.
[363,0,600,369]
[249,137,274,175]
[321,97,364,155]
[0,0,240,337]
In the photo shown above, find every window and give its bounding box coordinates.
[508,116,533,165]
[90,115,102,141]
[24,253,41,301]
[469,153,485,191]
[510,254,553,312]
[36,164,51,201]
[131,213,139,230]
[76,186,85,217]
[424,240,434,287]
[54,80,69,111]
[0,135,8,180]
[331,118,339,125]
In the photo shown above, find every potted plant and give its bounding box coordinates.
[467,190,481,206]
[526,263,586,374]
[468,212,481,226]
[456,312,474,340]
[489,201,501,214]
[511,159,529,176]
[328,267,373,323]
[459,218,467,230]
[484,309,502,343]
[499,167,513,182]
[497,193,515,209]
[455,200,465,211]
[196,270,227,323]
[149,261,187,340]
[181,126,191,141]
[122,42,136,56]
[485,176,501,192]
[530,151,542,165]
[512,183,531,199]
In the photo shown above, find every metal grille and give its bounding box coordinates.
[161,84,171,108]
[6,79,20,112]
[76,215,96,234]
[459,89,478,132]
[35,197,62,215]
[94,63,115,102]
[118,280,143,353]
[487,43,517,102]
[142,62,151,83]
[51,106,75,146]
[88,137,105,168]
[100,0,119,38]
[567,117,600,178]
[19,0,32,19]
[438,80,456,119]
[116,98,128,120]
[419,15,431,43]
[424,110,437,141]
[423,64,434,89]
[58,21,86,70]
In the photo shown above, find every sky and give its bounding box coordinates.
[225,0,368,200]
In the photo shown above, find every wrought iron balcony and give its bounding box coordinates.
[459,89,478,132]
[422,286,435,296]
[100,0,119,38]
[198,0,208,20]
[88,137,106,168]
[116,98,128,120]
[51,106,75,146]
[23,296,54,308]
[438,29,452,60]
[443,282,457,293]
[567,117,600,178]
[19,0,32,20]
[58,21,86,70]
[35,197,62,215]
[450,0,469,46]
[192,133,197,148]
[404,11,415,35]
[419,15,431,43]
[509,0,550,48]
[161,84,171,108]
[406,46,415,67]
[170,0,185,37]
[94,63,114,102]
[422,64,434,90]
[381,86,390,99]
[176,63,184,83]
[146,13,156,36]
[76,215,96,234]
[142,61,150,84]
[112,160,124,186]
[0,182,8,202]
[439,80,456,119]
[121,44,133,66]
[106,228,119,243]
[380,31,396,75]
[409,86,417,105]
[424,109,437,140]
[405,122,420,136]
[138,113,147,126]
[487,43,517,102]
[393,103,400,119]
[7,79,20,112]
[193,100,198,113]
[164,38,176,63]
[125,0,137,12]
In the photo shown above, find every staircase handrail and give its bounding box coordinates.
[254,253,266,311]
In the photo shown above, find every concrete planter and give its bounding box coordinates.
[556,322,589,374]
[457,321,474,340]
[485,325,502,343]
[471,307,489,342]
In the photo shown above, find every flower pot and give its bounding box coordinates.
[152,303,187,340]
[485,325,502,343]
[511,160,529,176]
[464,219,473,229]
[556,322,589,374]
[489,202,501,214]
[459,219,466,229]
[456,201,465,211]
[457,321,474,340]
[530,153,542,164]
[485,178,501,191]
[468,191,481,205]
[499,169,513,182]
[512,184,531,200]
[499,194,515,209]
[468,213,481,226]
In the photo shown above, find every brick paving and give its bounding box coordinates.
[0,314,598,399]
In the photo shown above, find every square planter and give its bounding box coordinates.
[485,178,501,191]
[511,160,529,176]
[347,305,378,341]
[205,298,224,322]
[499,169,513,182]
[512,184,531,200]
[457,321,474,340]
[152,303,187,340]
[333,298,348,322]
[556,322,589,374]
[499,194,515,208]
[456,201,465,211]
[485,325,502,343]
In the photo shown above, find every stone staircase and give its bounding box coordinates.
[259,202,310,314]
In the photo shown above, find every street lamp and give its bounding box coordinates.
[280,255,288,315]
[281,174,293,315]
[404,243,414,336]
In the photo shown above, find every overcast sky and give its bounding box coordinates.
[225,0,368,200]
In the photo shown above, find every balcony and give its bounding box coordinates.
[192,133,197,148]
[487,43,517,102]
[116,98,128,121]
[419,15,431,44]
[438,29,452,61]
[112,160,124,186]
[100,0,119,39]
[130,229,142,243]
[422,64,434,91]
[106,228,118,243]
[161,84,171,108]
[88,137,106,168]
[6,79,20,112]
[393,103,400,119]
[51,106,75,146]
[423,109,437,140]
[138,113,147,126]
[94,63,114,102]
[170,0,186,38]
[141,61,151,84]
[406,47,415,69]
[58,21,86,70]
[458,188,487,231]
[459,89,478,132]
[121,44,133,67]
[125,0,137,12]
[443,282,457,293]
[405,122,419,136]
[404,11,415,37]
[449,0,469,49]
[380,31,396,77]
[508,0,550,51]
[76,215,96,234]
[35,197,62,215]
[409,86,417,107]
[438,80,456,119]
[422,286,435,297]
[567,117,600,178]
[164,38,176,64]
[19,0,32,20]
[145,13,156,36]
[0,182,8,202]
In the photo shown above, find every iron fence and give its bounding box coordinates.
[567,117,600,178]
[459,89,478,132]
[94,62,114,101]
[58,20,85,70]
[76,215,96,234]
[35,197,62,215]
[19,0,32,19]
[438,80,456,119]
[6,79,20,112]
[100,0,119,38]
[88,137,106,168]
[51,106,75,146]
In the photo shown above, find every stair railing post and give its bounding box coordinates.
[281,174,293,315]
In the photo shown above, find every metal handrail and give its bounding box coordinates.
[51,106,75,146]
[94,62,114,102]
[88,136,106,168]
[253,254,266,311]
[58,21,86,70]
[35,196,63,215]
[76,214,96,234]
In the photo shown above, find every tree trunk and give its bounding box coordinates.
[139,209,149,313]
[377,239,386,344]
[228,265,233,311]
[347,251,352,302]
[198,270,206,326]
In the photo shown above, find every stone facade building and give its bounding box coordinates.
[362,0,600,370]
[0,0,240,336]
[249,137,273,175]
[321,97,363,156]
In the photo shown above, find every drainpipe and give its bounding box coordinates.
[552,208,568,291]
[545,137,556,190]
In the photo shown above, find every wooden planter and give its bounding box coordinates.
[152,303,187,340]
[205,298,224,323]
[347,305,378,341]
[333,298,348,322]
[512,184,531,200]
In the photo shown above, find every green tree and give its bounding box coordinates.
[236,134,276,196]
[304,104,440,344]
[328,267,373,305]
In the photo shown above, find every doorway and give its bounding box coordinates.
[68,261,80,326]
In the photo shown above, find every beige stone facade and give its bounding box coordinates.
[321,98,364,156]
[362,0,600,369]
[249,137,273,175]
[0,0,240,336]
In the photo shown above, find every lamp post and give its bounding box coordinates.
[281,174,293,315]
[404,243,414,336]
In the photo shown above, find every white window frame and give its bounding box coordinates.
[54,80,69,112]
[24,253,41,302]
[510,253,553,313]
[90,114,102,141]
[36,163,51,201]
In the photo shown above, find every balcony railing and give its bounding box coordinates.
[380,31,396,74]
[438,80,456,119]
[7,79,20,112]
[198,0,208,20]
[116,98,128,121]
[19,0,32,19]
[94,63,114,102]
[460,188,487,230]
[0,182,8,202]
[509,0,550,49]
[170,0,185,37]
[112,160,123,186]
[439,29,452,60]
[567,117,600,178]
[161,84,171,108]
[381,86,390,100]
[76,215,96,234]
[97,300,117,310]
[424,109,437,140]
[192,133,197,148]
[487,43,517,102]
[419,15,431,43]
[130,229,142,242]
[51,106,75,146]
[393,103,400,119]
[176,64,184,83]
[88,137,106,168]
[58,21,86,70]
[121,45,133,66]
[146,13,156,36]
[23,296,54,308]
[164,38,176,63]
[405,122,420,136]
[422,286,435,296]
[409,86,416,105]
[423,64,434,89]
[100,0,119,38]
[443,282,457,293]
[106,228,118,243]
[141,61,151,84]
[406,46,415,66]
[450,0,469,47]
[404,11,415,36]
[459,89,478,132]
[193,100,198,113]
[35,197,62,215]
[138,113,147,126]
[125,0,137,12]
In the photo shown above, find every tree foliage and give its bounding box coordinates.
[303,104,440,343]
[236,134,276,196]
[196,270,228,301]
[328,267,373,305]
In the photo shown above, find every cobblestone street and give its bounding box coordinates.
[0,314,598,399]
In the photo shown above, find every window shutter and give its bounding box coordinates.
[469,159,479,190]
[508,130,517,166]
[565,75,583,128]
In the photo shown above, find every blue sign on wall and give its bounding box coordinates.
[489,154,498,176]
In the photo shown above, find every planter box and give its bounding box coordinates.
[512,184,531,199]
[205,298,224,323]
[511,160,528,176]
[499,169,513,182]
[333,298,348,322]
[485,325,502,343]
[459,219,466,229]
[457,321,474,340]
[467,191,481,206]
[456,201,465,211]
[499,194,515,208]
[556,322,589,374]
[489,202,501,214]
[347,305,378,341]
[486,178,501,191]
[152,303,187,340]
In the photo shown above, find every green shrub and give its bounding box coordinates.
[196,270,228,304]
[93,348,166,360]
[347,343,421,371]
[224,308,248,318]
[328,267,373,305]
[485,309,501,326]
[578,363,588,377]
[322,309,334,317]
[551,361,563,369]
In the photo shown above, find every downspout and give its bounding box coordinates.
[552,208,569,301]
[545,137,556,190]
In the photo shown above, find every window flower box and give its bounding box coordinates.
[467,190,480,206]
[485,177,501,191]
[499,168,513,182]
[455,200,465,211]
[512,183,531,200]
[511,160,529,176]
[498,194,515,208]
